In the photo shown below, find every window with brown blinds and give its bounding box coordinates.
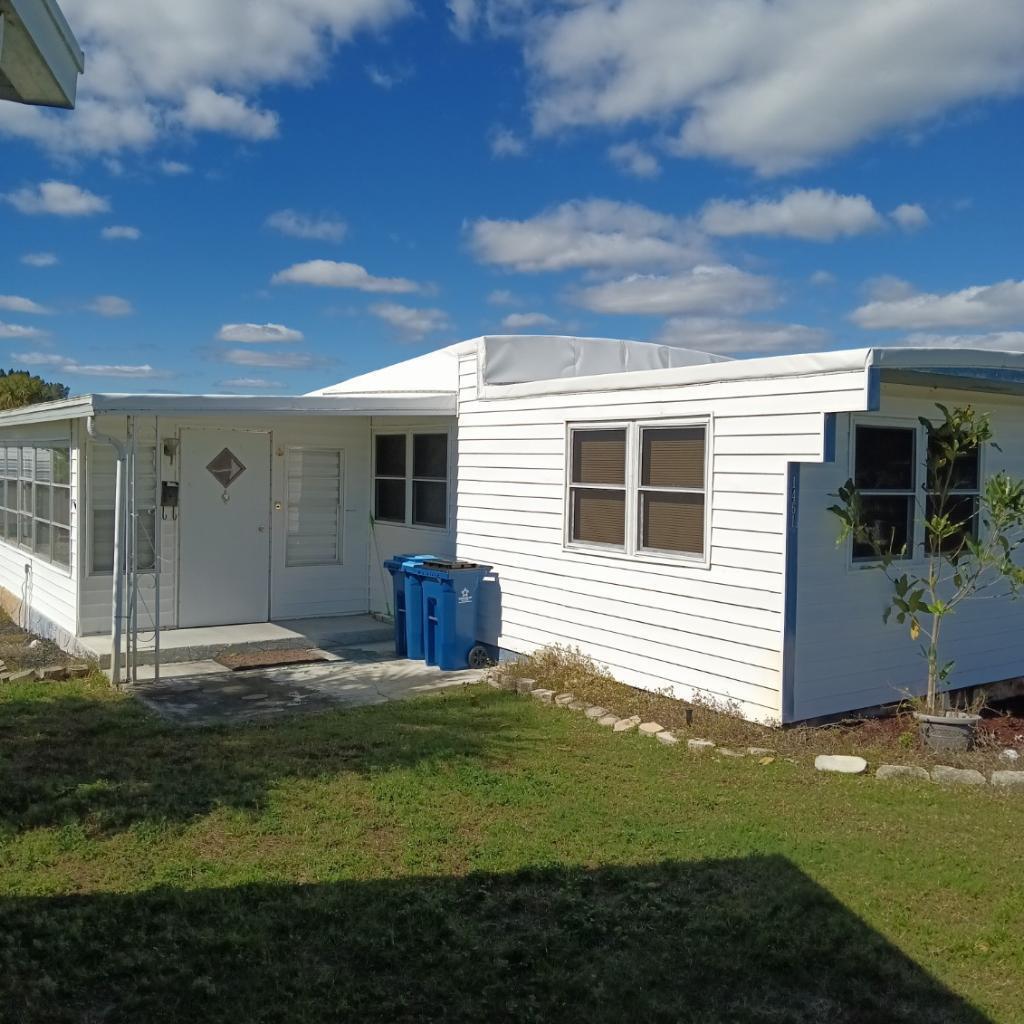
[638,426,706,555]
[569,428,626,547]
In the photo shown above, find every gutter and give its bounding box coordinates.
[85,416,125,685]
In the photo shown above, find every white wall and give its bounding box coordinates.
[793,384,1024,720]
[454,345,867,722]
[0,418,79,648]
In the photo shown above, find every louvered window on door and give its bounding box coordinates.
[639,426,706,555]
[569,428,627,547]
[286,449,343,566]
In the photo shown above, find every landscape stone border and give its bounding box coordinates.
[491,675,1024,792]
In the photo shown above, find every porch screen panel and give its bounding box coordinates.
[286,449,343,566]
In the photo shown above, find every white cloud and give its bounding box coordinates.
[272,259,420,293]
[607,141,660,178]
[176,87,279,140]
[852,278,1024,330]
[3,181,109,216]
[573,264,777,316]
[101,225,142,240]
[13,351,169,378]
[890,202,929,231]
[468,199,707,273]
[862,275,916,302]
[810,269,836,286]
[221,348,315,368]
[487,288,519,306]
[159,159,192,175]
[366,65,411,89]
[216,322,304,343]
[657,316,828,355]
[21,252,59,268]
[700,189,884,241]
[0,295,51,315]
[448,0,478,40]
[501,312,557,329]
[87,295,134,317]
[216,377,283,390]
[0,0,411,156]
[369,303,451,340]
[490,126,527,158]
[521,1,1024,174]
[0,322,47,339]
[265,209,347,243]
[895,331,1024,351]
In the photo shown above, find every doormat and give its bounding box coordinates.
[214,648,329,671]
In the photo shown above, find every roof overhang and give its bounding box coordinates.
[0,0,83,108]
[0,392,457,428]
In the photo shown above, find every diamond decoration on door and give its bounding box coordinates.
[206,447,247,489]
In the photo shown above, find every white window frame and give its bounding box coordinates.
[847,415,986,569]
[564,417,712,567]
[0,442,73,574]
[284,445,345,568]
[371,429,452,533]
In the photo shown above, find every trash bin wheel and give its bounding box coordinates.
[467,645,492,669]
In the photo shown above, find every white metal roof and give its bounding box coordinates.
[0,0,84,107]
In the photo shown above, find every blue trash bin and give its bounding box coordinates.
[383,554,436,658]
[412,560,491,670]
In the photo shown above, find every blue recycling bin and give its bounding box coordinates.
[411,560,491,670]
[383,554,437,659]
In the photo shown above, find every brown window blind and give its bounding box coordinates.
[641,492,704,554]
[572,488,626,546]
[642,427,704,489]
[572,429,626,485]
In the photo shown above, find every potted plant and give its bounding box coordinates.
[830,404,1024,751]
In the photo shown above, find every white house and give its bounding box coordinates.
[1,334,1022,723]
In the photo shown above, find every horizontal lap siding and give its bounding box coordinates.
[793,387,1024,720]
[456,352,866,722]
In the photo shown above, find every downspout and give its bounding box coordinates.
[86,416,126,685]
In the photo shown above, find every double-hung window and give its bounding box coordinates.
[567,421,708,559]
[373,432,448,529]
[852,425,916,560]
[0,444,71,569]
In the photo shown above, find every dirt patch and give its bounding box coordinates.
[491,645,1023,772]
[214,648,328,671]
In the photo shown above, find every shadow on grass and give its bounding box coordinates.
[0,683,523,833]
[0,855,989,1024]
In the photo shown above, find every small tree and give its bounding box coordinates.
[829,404,1024,715]
[0,369,69,410]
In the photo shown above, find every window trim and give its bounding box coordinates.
[847,415,987,569]
[0,442,73,575]
[371,428,452,533]
[564,417,712,567]
[284,445,345,568]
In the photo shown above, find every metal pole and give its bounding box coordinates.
[153,416,161,684]
[127,417,139,683]
[86,417,126,686]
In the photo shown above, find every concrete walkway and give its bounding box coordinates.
[130,643,484,726]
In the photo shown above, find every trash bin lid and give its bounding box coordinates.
[420,559,479,570]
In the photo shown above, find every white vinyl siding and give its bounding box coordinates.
[286,448,343,567]
[456,345,866,722]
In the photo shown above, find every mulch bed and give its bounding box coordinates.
[214,648,328,671]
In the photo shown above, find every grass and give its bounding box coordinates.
[491,645,1023,771]
[1,674,1022,1023]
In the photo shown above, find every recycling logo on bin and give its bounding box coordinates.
[458,587,472,605]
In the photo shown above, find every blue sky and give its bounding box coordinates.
[1,0,1023,394]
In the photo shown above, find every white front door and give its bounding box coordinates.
[178,428,271,627]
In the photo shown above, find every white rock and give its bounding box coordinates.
[687,738,715,752]
[638,721,664,736]
[747,747,773,757]
[990,770,1024,788]
[656,731,679,746]
[876,764,930,782]
[530,688,555,703]
[999,749,1021,762]
[814,754,868,775]
[598,714,619,727]
[515,678,536,694]
[930,765,986,786]
[584,706,608,720]
[568,701,588,711]
[613,716,641,733]
[554,692,575,706]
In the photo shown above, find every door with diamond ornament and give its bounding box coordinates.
[178,428,271,627]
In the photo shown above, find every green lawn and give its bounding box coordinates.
[1,676,1021,1023]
